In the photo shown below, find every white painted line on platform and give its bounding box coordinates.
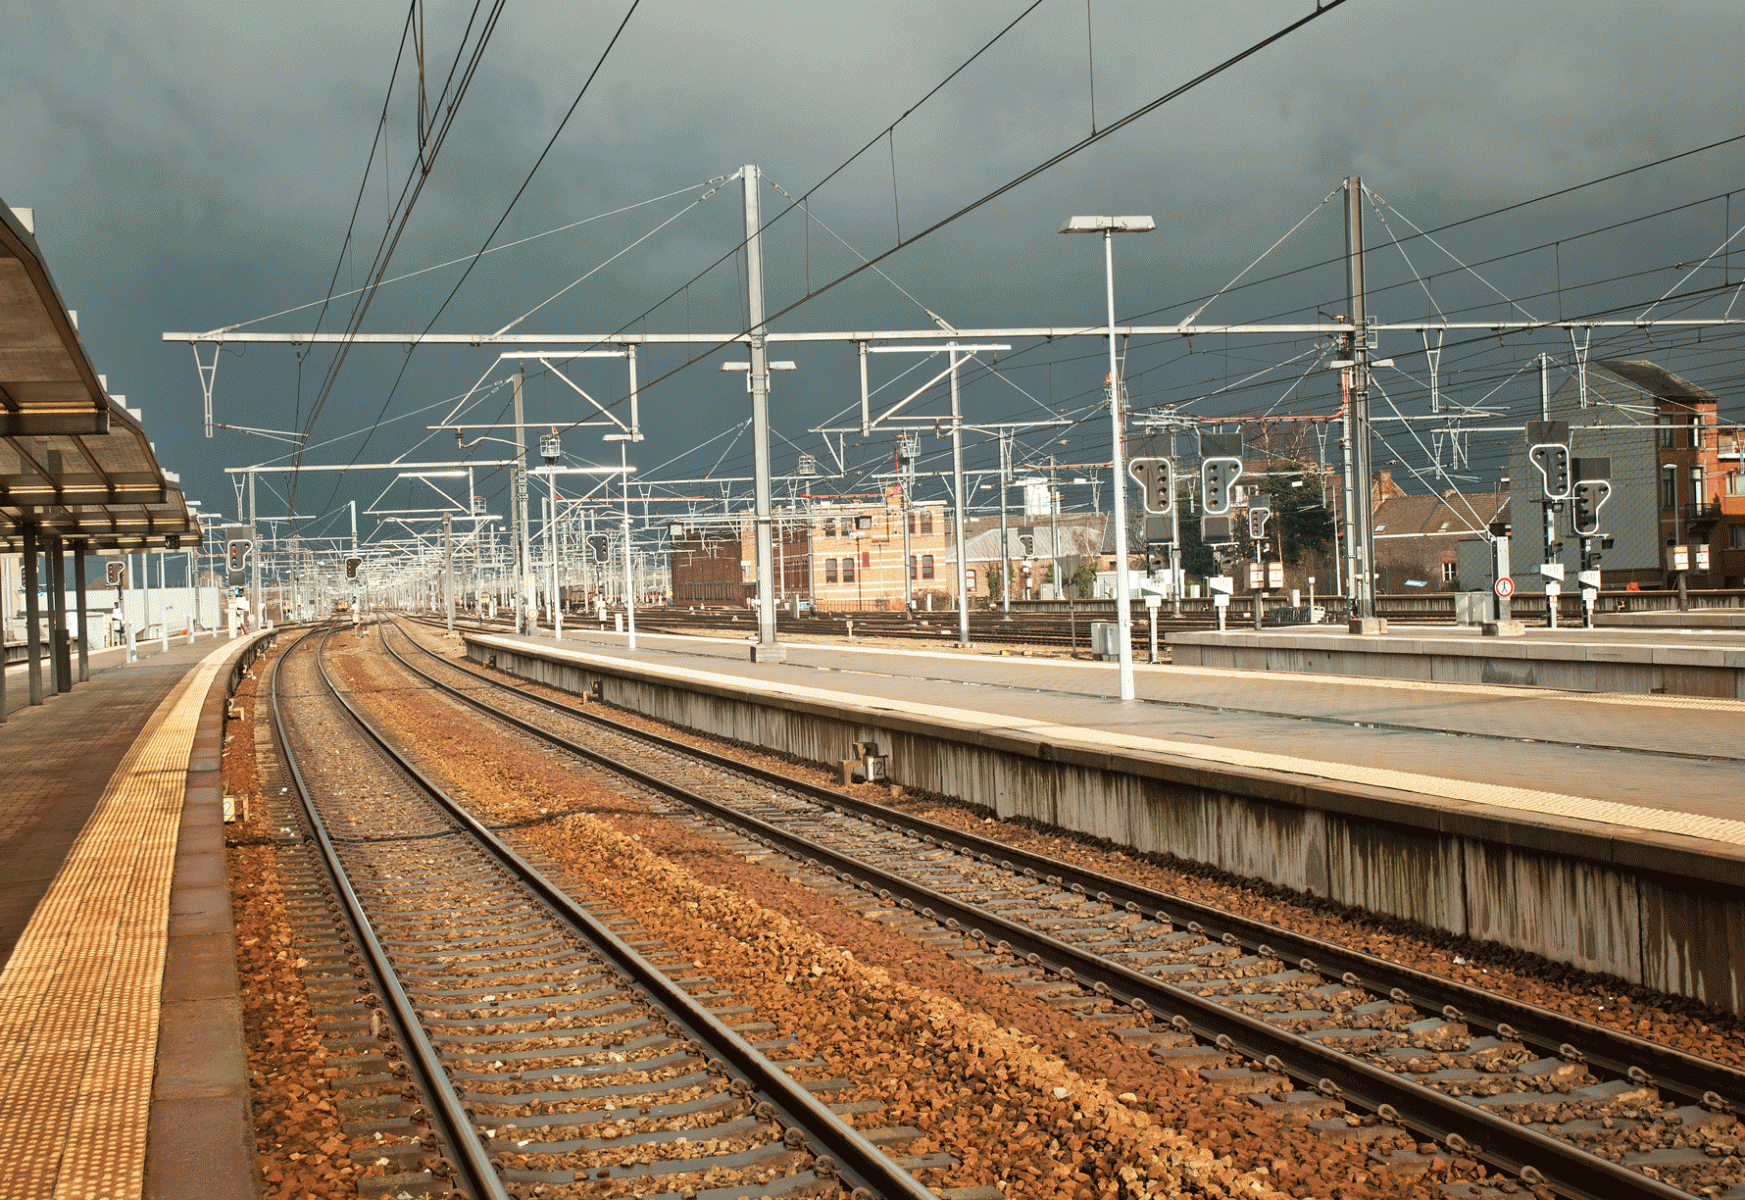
[477,635,1745,850]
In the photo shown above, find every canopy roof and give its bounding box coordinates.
[0,201,198,552]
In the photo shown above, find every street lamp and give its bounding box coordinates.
[1061,214,1154,701]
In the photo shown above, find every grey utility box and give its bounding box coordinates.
[1090,621,1121,660]
[1454,591,1492,625]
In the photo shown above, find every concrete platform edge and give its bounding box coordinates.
[146,631,274,1200]
[468,632,1745,1015]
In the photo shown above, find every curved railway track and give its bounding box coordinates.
[267,624,934,1200]
[375,616,1744,1200]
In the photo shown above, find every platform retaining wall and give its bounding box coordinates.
[470,636,1745,1015]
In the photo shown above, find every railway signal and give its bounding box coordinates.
[106,561,125,587]
[345,556,363,580]
[1247,503,1270,542]
[1127,457,1173,515]
[226,538,253,575]
[1200,457,1242,515]
[1526,420,1571,499]
[1572,480,1611,535]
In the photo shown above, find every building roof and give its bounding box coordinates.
[1,201,199,551]
[1593,359,1718,407]
[1372,489,1508,538]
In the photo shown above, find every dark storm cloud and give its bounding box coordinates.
[4,1,1742,524]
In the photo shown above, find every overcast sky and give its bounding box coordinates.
[5,1,1743,539]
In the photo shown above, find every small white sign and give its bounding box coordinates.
[1208,576,1235,595]
[1538,562,1565,581]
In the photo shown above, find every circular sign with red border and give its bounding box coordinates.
[1494,576,1515,599]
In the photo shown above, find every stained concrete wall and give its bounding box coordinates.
[469,635,1745,1014]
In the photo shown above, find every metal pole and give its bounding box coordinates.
[49,537,70,692]
[621,441,636,650]
[743,164,781,661]
[158,550,169,652]
[513,367,530,635]
[901,457,914,612]
[444,511,455,637]
[550,471,562,639]
[1345,177,1376,622]
[998,429,1012,620]
[948,347,971,647]
[249,472,260,629]
[22,523,42,705]
[1104,229,1136,700]
[1540,355,1559,630]
[1168,420,1183,618]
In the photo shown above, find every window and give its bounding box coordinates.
[841,556,855,583]
[1728,472,1745,496]
[921,554,935,580]
[1658,416,1675,448]
[861,551,870,571]
[909,555,918,580]
[1441,561,1458,582]
[822,518,836,537]
[1662,466,1678,510]
[967,570,978,592]
[824,557,838,583]
[920,511,934,534]
[1732,525,1745,549]
[1692,415,1705,449]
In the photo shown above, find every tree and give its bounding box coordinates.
[1261,473,1335,568]
[1071,562,1097,598]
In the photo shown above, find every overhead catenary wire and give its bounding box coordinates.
[313,0,642,514]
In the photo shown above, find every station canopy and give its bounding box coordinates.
[0,200,198,553]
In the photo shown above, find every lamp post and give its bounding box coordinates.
[1060,214,1154,701]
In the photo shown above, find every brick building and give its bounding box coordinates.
[668,489,951,610]
[1506,359,1744,587]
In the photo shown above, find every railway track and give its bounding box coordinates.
[264,624,935,1200]
[376,616,1744,1200]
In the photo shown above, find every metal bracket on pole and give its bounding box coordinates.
[858,341,870,437]
[192,341,221,438]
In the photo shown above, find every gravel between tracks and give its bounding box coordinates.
[345,634,1509,1199]
[225,653,380,1199]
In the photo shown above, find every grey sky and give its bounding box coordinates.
[4,1,1742,534]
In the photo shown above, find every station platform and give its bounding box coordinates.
[457,622,1745,1014]
[0,630,267,1200]
[1169,623,1745,699]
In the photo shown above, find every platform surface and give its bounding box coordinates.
[467,623,1745,845]
[0,632,248,1200]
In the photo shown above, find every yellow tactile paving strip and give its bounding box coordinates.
[501,638,1745,851]
[0,643,235,1200]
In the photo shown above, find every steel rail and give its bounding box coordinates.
[321,622,933,1200]
[272,627,511,1200]
[410,619,1744,1108]
[379,622,1696,1200]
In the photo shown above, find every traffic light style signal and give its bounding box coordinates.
[1247,505,1270,541]
[1200,457,1243,515]
[1529,443,1571,499]
[345,556,363,580]
[1126,457,1173,515]
[588,534,611,557]
[1572,479,1611,535]
[226,539,253,574]
[106,561,126,586]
